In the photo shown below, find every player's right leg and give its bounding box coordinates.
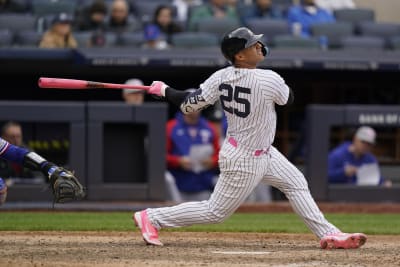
[133,144,267,245]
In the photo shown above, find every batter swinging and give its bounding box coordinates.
[134,27,367,249]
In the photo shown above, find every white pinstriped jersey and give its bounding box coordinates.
[182,66,290,150]
[149,66,341,239]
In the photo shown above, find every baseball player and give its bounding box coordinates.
[133,27,367,249]
[0,136,85,204]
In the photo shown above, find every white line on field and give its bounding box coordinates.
[211,251,272,255]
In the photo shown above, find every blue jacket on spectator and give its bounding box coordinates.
[287,4,335,37]
[328,141,380,184]
[167,112,220,193]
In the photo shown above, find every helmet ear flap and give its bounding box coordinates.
[261,45,269,57]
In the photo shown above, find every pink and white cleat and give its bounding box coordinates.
[133,210,163,246]
[320,232,367,249]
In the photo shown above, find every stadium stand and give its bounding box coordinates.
[272,34,320,50]
[196,17,241,36]
[14,30,42,46]
[117,31,144,47]
[388,35,400,50]
[272,0,293,14]
[31,0,77,17]
[334,8,375,24]
[358,21,400,48]
[246,18,290,45]
[131,1,176,23]
[0,13,37,32]
[73,31,92,47]
[310,21,354,49]
[171,32,218,48]
[74,31,118,47]
[340,35,385,50]
[0,29,13,47]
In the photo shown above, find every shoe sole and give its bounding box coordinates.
[133,212,163,246]
[321,234,367,249]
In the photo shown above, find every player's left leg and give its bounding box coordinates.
[262,146,366,249]
[263,146,341,237]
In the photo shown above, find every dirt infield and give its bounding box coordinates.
[1,231,399,267]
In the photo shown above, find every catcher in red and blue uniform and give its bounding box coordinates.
[0,137,85,205]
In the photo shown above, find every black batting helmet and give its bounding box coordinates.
[220,27,269,64]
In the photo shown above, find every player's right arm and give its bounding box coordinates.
[262,70,294,105]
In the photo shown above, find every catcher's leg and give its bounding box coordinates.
[0,178,7,205]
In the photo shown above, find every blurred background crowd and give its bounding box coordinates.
[1,0,400,51]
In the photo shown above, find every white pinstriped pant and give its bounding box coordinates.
[147,141,340,239]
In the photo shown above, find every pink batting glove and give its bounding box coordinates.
[148,81,168,97]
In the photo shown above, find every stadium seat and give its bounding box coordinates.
[117,32,144,47]
[31,0,77,17]
[196,18,241,36]
[389,36,400,50]
[310,22,354,49]
[0,29,13,47]
[171,32,218,48]
[340,36,385,51]
[131,1,176,23]
[0,14,37,33]
[334,8,375,25]
[14,30,42,47]
[358,22,400,43]
[272,34,320,50]
[74,31,118,47]
[73,31,92,47]
[246,19,290,44]
[271,0,293,14]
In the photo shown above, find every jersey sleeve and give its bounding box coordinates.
[263,71,290,106]
[180,71,221,114]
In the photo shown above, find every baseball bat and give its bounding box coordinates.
[38,77,151,90]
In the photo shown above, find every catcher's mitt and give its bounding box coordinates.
[48,167,86,203]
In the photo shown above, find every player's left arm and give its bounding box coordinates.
[148,78,219,113]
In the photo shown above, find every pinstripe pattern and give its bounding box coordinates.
[195,67,290,150]
[0,138,9,156]
[147,66,341,239]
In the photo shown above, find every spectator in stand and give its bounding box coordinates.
[172,0,203,23]
[315,0,355,13]
[188,0,240,31]
[142,24,169,50]
[328,126,391,187]
[166,108,220,202]
[240,0,284,25]
[75,0,108,31]
[287,0,335,37]
[0,0,29,13]
[39,13,78,48]
[0,121,42,180]
[122,78,146,105]
[146,5,183,45]
[106,0,141,33]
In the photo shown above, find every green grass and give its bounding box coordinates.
[1,212,399,234]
